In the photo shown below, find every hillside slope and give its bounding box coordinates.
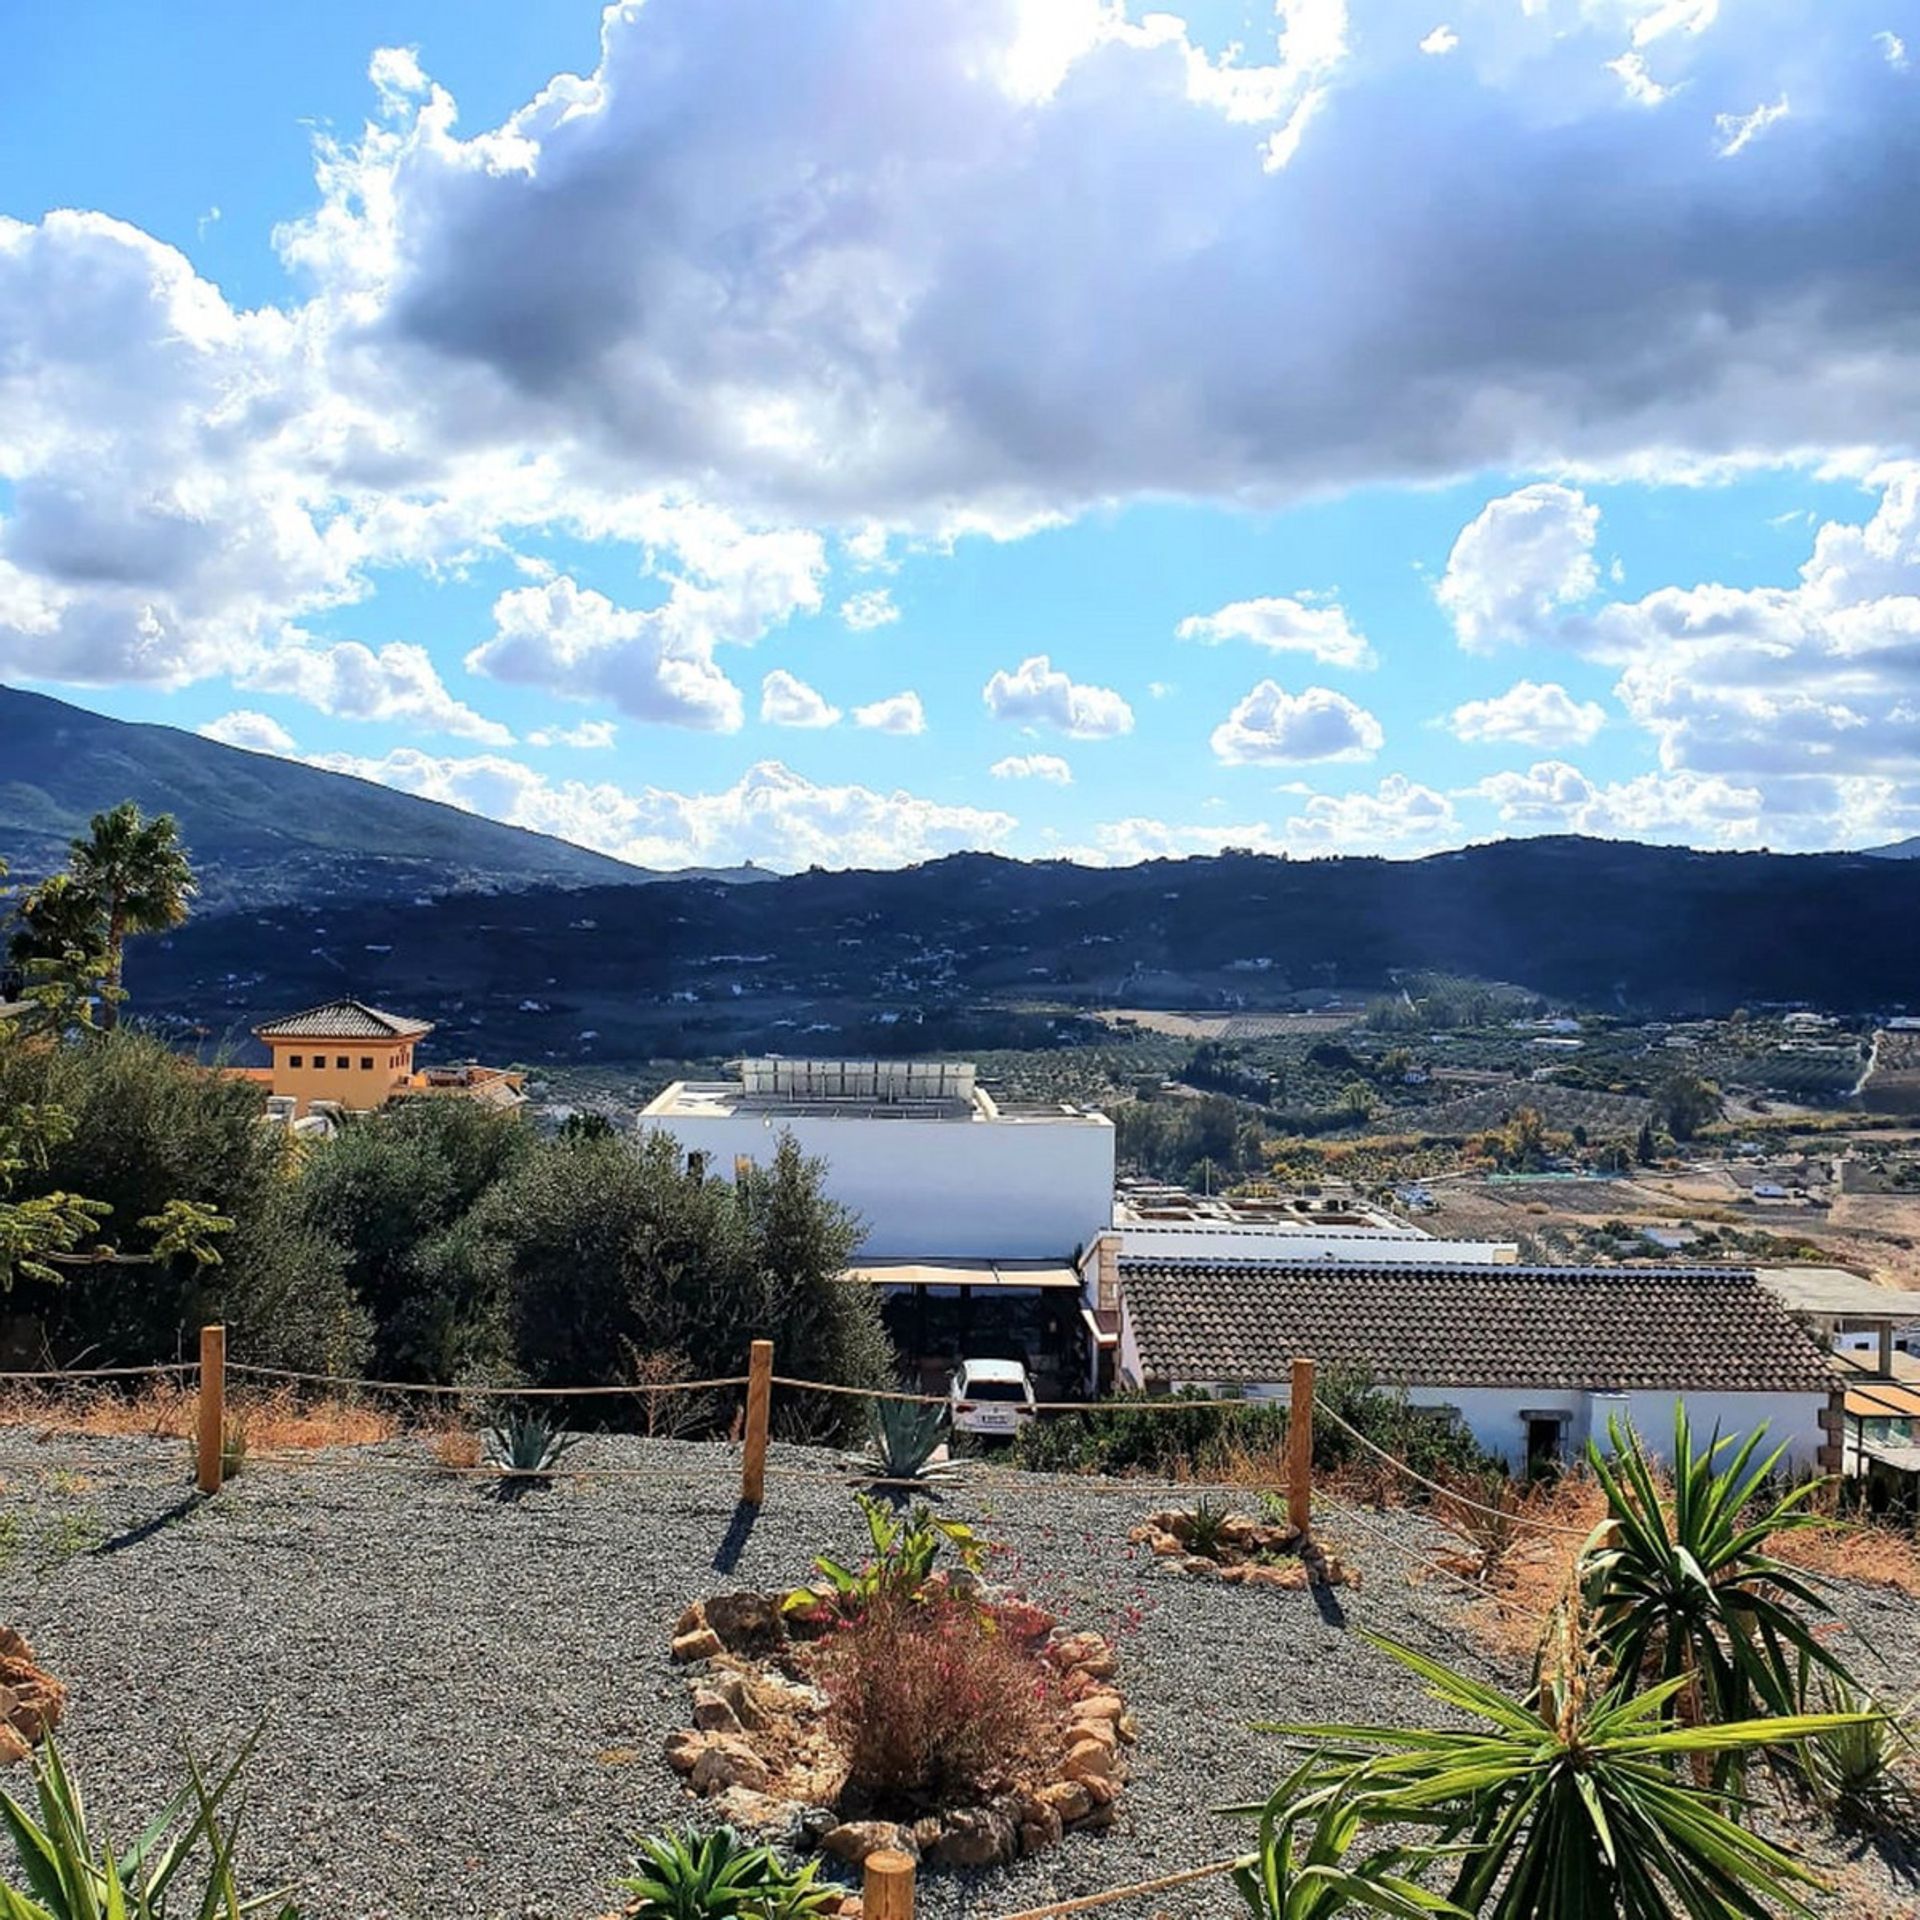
[0,685,654,908]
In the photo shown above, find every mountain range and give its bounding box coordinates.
[6,686,1920,1061]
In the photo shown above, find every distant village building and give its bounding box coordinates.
[237,998,525,1119]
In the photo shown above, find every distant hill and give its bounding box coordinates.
[129,836,1920,1065]
[1868,836,1920,859]
[0,685,766,909]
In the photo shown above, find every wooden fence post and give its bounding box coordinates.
[863,1848,915,1920]
[741,1337,774,1506]
[1288,1354,1314,1537]
[196,1324,226,1496]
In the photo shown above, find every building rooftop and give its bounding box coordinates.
[254,998,434,1042]
[1756,1265,1920,1327]
[1119,1258,1834,1395]
[644,1057,1108,1126]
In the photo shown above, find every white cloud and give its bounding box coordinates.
[1074,817,1288,863]
[1176,594,1374,669]
[243,638,511,743]
[1878,31,1909,70]
[1283,774,1458,851]
[1715,94,1789,158]
[1210,680,1383,764]
[1447,679,1606,748]
[991,752,1072,785]
[465,575,745,731]
[1419,26,1459,56]
[760,668,842,729]
[526,719,617,749]
[983,654,1132,738]
[1631,0,1719,48]
[307,748,1014,870]
[1476,760,1768,846]
[198,709,297,754]
[1608,53,1675,106]
[852,689,927,734]
[841,587,899,631]
[1437,483,1600,650]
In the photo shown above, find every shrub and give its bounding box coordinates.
[617,1827,834,1920]
[818,1591,1053,1797]
[486,1409,578,1478]
[788,1495,986,1619]
[1009,1388,1289,1478]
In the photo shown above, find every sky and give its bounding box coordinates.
[2,0,1918,872]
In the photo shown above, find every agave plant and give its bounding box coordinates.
[1802,1675,1917,1835]
[616,1826,835,1920]
[1581,1408,1855,1733]
[485,1409,579,1479]
[1229,1757,1465,1920]
[844,1398,955,1486]
[1185,1494,1237,1561]
[0,1735,296,1919]
[1233,1614,1868,1920]
[783,1493,986,1618]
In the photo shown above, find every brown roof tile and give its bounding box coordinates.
[253,998,433,1042]
[1119,1258,1832,1395]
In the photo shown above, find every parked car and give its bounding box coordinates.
[949,1358,1038,1439]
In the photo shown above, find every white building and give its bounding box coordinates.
[640,1058,1114,1261]
[1114,1256,1836,1474]
[1112,1183,1520,1265]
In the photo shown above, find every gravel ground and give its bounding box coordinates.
[1,1432,1916,1920]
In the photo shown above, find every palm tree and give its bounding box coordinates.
[63,801,196,1029]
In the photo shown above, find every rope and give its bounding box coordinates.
[225,1363,748,1399]
[1314,1492,1551,1625]
[990,1856,1248,1920]
[1314,1404,1590,1538]
[772,1375,1299,1416]
[0,1363,195,1383]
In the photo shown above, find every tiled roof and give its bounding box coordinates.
[1119,1258,1832,1395]
[253,999,434,1041]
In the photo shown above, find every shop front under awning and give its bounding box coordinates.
[842,1259,1082,1290]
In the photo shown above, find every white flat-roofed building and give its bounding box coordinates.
[640,1058,1115,1261]
[1112,1183,1520,1264]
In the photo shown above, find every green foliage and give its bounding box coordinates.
[786,1494,986,1618]
[1009,1387,1290,1477]
[485,1410,579,1477]
[0,1735,295,1919]
[1230,1757,1464,1920]
[846,1398,954,1484]
[1236,1626,1866,1920]
[1581,1409,1852,1734]
[616,1827,833,1920]
[1184,1494,1236,1560]
[1801,1677,1917,1836]
[1653,1069,1722,1143]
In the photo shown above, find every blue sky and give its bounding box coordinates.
[2,1,1917,868]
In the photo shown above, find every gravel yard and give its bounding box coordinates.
[1,1432,1916,1920]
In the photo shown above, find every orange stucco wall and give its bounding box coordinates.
[266,1040,416,1116]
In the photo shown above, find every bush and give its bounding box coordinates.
[817,1592,1053,1797]
[1009,1388,1289,1478]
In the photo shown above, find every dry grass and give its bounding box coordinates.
[424,1419,483,1472]
[0,1380,399,1451]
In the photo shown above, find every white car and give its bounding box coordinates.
[949,1358,1038,1439]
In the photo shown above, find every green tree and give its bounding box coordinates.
[59,801,197,1029]
[1653,1069,1722,1143]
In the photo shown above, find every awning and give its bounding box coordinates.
[843,1259,1083,1290]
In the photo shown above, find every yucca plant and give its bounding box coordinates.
[485,1409,579,1480]
[1233,1615,1869,1920]
[1229,1757,1466,1919]
[616,1826,834,1920]
[844,1399,955,1486]
[0,1734,296,1919]
[1581,1409,1854,1735]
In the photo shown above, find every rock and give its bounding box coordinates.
[1064,1739,1116,1783]
[672,1627,725,1664]
[713,1786,789,1829]
[928,1807,1017,1868]
[0,1632,63,1760]
[663,1729,711,1774]
[1081,1773,1121,1808]
[1072,1691,1125,1724]
[1034,1780,1092,1823]
[909,1816,945,1854]
[1066,1715,1118,1753]
[1017,1801,1064,1855]
[821,1821,916,1866]
[690,1736,771,1795]
[1116,1711,1140,1746]
[704,1591,786,1654]
[674,1602,707,1638]
[1074,1797,1119,1828]
[993,1598,1056,1643]
[1179,1555,1221,1578]
[1218,1516,1261,1547]
[1217,1563,1254,1585]
[691,1687,743,1735]
[1245,1563,1308,1590]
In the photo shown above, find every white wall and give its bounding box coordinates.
[643,1108,1115,1260]
[1116,1224,1519,1263]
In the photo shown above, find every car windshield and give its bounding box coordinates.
[964,1379,1028,1402]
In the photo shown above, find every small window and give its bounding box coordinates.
[360,1056,373,1071]
[288,1055,303,1069]
[335,1055,349,1070]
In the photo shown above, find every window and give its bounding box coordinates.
[336,1055,349,1070]
[288,1055,303,1069]
[360,1056,374,1071]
